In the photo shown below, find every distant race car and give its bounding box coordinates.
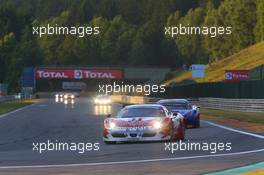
[55,93,64,98]
[55,92,79,99]
[103,104,185,144]
[157,99,200,128]
[64,93,75,99]
[94,95,112,105]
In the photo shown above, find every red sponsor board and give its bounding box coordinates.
[225,70,250,82]
[35,68,123,79]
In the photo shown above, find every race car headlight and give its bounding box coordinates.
[71,95,74,98]
[103,99,111,104]
[153,121,162,129]
[64,95,68,98]
[55,94,59,98]
[109,122,116,129]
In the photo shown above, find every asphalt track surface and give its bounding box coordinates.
[0,98,263,175]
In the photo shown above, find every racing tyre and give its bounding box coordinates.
[171,120,185,141]
[194,116,200,128]
[196,120,200,128]
[179,122,185,140]
[169,122,177,142]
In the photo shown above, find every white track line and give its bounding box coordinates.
[0,148,263,169]
[203,120,264,139]
[0,106,29,118]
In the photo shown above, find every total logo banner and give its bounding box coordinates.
[35,68,123,79]
[225,70,249,82]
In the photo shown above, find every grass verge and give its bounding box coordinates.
[0,99,43,115]
[165,41,264,84]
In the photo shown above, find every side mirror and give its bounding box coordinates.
[192,105,200,112]
[192,105,200,109]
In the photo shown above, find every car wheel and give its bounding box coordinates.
[194,118,200,128]
[172,119,185,141]
[169,122,176,142]
[196,120,200,128]
[179,120,185,140]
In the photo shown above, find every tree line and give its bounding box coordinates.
[0,0,263,92]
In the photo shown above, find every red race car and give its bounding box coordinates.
[103,104,185,144]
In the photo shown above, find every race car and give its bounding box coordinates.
[103,104,185,144]
[63,93,75,99]
[157,99,200,128]
[55,92,79,99]
[55,92,64,99]
[94,95,112,105]
[64,92,80,99]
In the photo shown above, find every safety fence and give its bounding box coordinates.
[111,95,264,112]
[163,80,264,99]
[193,98,264,112]
[0,95,18,102]
[0,94,33,103]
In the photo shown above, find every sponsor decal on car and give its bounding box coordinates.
[115,119,153,127]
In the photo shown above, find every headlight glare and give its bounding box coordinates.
[109,122,116,129]
[153,121,162,129]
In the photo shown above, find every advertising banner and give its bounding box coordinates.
[225,70,250,82]
[191,64,205,78]
[22,67,35,88]
[35,68,123,79]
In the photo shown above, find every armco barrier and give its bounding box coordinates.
[164,80,264,99]
[194,98,264,112]
[0,95,17,102]
[111,95,264,112]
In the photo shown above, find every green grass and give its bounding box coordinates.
[0,99,43,115]
[201,108,264,124]
[165,41,264,84]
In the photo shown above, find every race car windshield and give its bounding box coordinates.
[162,103,189,110]
[117,108,166,118]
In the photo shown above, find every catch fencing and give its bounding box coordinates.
[163,80,264,99]
[0,95,18,102]
[111,95,264,112]
[191,98,264,112]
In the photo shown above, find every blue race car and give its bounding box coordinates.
[157,99,200,128]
